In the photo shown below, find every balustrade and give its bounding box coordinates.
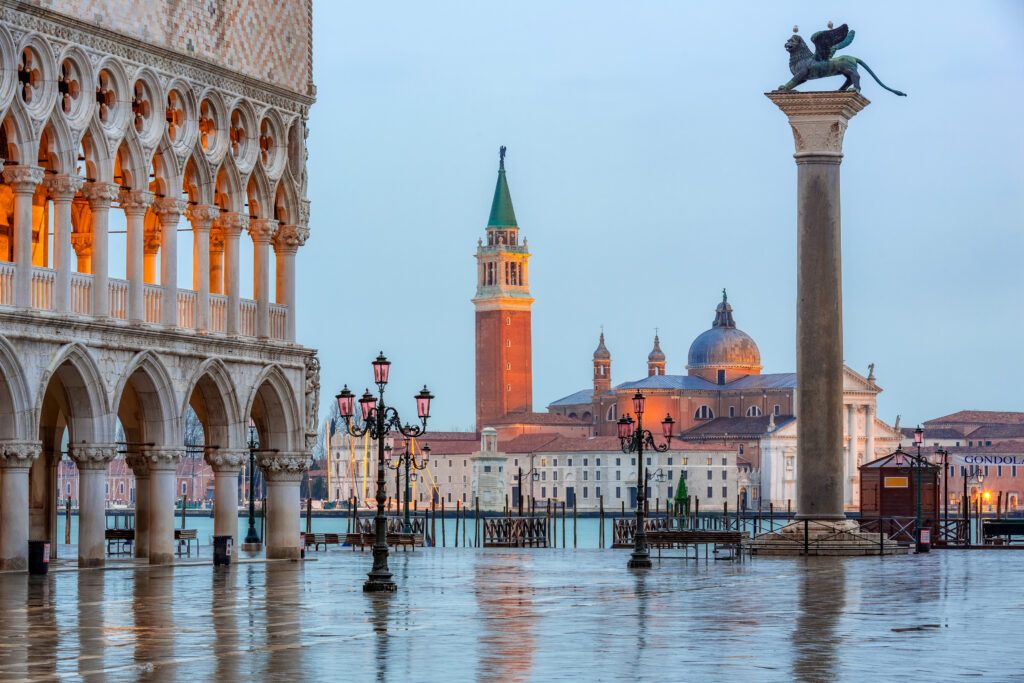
[0,264,288,340]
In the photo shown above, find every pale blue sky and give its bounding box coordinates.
[301,1,1024,433]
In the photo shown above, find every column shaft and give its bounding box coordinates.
[82,183,118,318]
[865,404,875,465]
[126,453,150,558]
[206,450,246,550]
[258,452,309,560]
[45,176,82,315]
[846,403,857,507]
[0,442,41,570]
[70,444,117,568]
[155,199,186,328]
[222,214,246,336]
[249,219,277,339]
[120,191,154,324]
[3,167,43,308]
[272,225,307,343]
[145,448,184,565]
[187,205,218,333]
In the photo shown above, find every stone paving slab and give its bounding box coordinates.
[0,548,1019,680]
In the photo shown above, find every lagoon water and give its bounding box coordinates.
[0,542,1019,680]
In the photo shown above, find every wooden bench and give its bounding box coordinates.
[105,528,135,555]
[343,533,423,551]
[175,529,198,557]
[305,533,343,551]
[645,530,746,560]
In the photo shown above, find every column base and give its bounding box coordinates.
[0,557,27,571]
[266,545,300,560]
[78,556,105,568]
[149,552,175,565]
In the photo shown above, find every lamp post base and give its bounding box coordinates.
[627,552,652,569]
[363,576,397,593]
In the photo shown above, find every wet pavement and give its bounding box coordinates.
[0,548,1020,681]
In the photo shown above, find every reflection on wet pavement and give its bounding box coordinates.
[0,549,1018,680]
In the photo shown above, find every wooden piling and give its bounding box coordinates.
[441,499,446,547]
[573,497,577,548]
[787,498,792,521]
[599,495,605,548]
[431,502,436,547]
[547,498,553,548]
[561,501,566,548]
[475,496,480,548]
[65,499,71,544]
[455,500,460,547]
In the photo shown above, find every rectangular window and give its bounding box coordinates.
[722,470,727,480]
[683,471,688,480]
[484,465,492,473]
[985,466,989,476]
[514,458,518,466]
[729,406,735,417]
[463,493,467,502]
[998,466,1003,477]
[568,458,572,466]
[448,493,452,502]
[631,458,636,466]
[616,471,621,481]
[596,472,601,481]
[722,457,727,466]
[553,471,558,481]
[646,457,651,466]
[706,458,712,466]
[668,457,673,466]
[722,486,728,498]
[961,466,966,477]
[774,405,780,416]
[707,470,712,480]
[616,487,621,499]
[597,487,601,498]
[738,444,744,455]
[553,487,558,498]
[668,486,673,498]
[597,459,601,466]
[542,472,546,481]
[707,486,713,498]
[682,457,688,465]
[583,471,588,480]
[668,470,673,480]
[583,487,588,498]
[583,458,588,466]
[616,458,620,466]
[542,487,546,498]
[1015,466,1018,477]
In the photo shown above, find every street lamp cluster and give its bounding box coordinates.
[336,353,433,593]
[615,391,675,569]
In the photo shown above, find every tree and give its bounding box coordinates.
[674,473,689,516]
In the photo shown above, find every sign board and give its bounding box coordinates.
[949,454,1024,466]
[920,528,931,544]
[43,543,50,563]
[884,476,909,488]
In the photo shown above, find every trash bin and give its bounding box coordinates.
[28,540,49,575]
[917,527,931,553]
[213,535,232,566]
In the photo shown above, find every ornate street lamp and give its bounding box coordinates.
[386,441,430,533]
[336,353,433,592]
[515,465,542,517]
[894,428,929,552]
[244,419,261,547]
[616,391,675,569]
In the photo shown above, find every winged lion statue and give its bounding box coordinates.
[777,24,906,96]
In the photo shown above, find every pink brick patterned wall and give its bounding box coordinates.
[25,0,313,95]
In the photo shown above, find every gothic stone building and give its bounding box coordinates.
[0,0,318,569]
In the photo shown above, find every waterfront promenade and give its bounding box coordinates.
[0,548,1018,680]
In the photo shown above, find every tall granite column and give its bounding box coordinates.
[69,443,118,567]
[258,452,310,559]
[0,441,41,570]
[766,91,869,520]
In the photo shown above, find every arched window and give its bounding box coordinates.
[746,406,762,417]
[607,404,617,421]
[694,405,714,420]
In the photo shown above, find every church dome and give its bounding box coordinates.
[686,291,761,372]
[593,332,611,360]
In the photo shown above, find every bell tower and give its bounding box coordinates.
[473,147,534,431]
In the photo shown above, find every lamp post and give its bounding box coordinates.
[516,466,541,517]
[936,446,950,543]
[616,391,675,569]
[244,419,261,547]
[913,426,927,552]
[336,352,433,593]
[386,441,430,533]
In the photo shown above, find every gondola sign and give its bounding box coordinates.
[948,454,1024,466]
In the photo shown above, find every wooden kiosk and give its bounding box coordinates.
[859,447,939,545]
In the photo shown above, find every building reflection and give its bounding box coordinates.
[212,566,240,682]
[76,573,107,675]
[0,575,29,674]
[792,561,847,681]
[26,577,56,679]
[473,557,537,681]
[132,568,177,679]
[264,565,302,677]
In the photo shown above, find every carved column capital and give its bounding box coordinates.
[247,218,278,244]
[68,443,119,470]
[153,197,189,221]
[2,165,44,194]
[125,452,151,478]
[43,174,85,202]
[272,224,309,253]
[219,211,248,237]
[143,446,186,471]
[81,181,120,209]
[186,204,220,232]
[70,232,93,256]
[1,440,42,469]
[257,451,311,482]
[765,91,870,158]
[204,448,248,473]
[118,189,154,216]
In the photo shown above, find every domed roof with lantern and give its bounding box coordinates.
[686,290,762,374]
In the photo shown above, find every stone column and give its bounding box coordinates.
[44,175,84,315]
[767,91,868,520]
[248,218,277,339]
[119,190,154,325]
[865,403,875,465]
[272,224,308,342]
[846,403,857,508]
[2,166,44,308]
[68,443,117,567]
[154,198,187,328]
[209,227,225,295]
[125,452,150,559]
[258,452,310,559]
[144,447,183,565]
[0,441,41,570]
[71,232,92,275]
[205,449,247,550]
[187,205,218,333]
[81,182,119,318]
[220,213,247,336]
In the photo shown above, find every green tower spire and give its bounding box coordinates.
[487,145,518,228]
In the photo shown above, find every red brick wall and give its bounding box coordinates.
[476,309,532,429]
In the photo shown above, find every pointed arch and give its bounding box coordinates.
[181,357,242,450]
[244,364,300,451]
[114,130,149,191]
[38,113,77,175]
[246,163,272,219]
[35,342,112,443]
[0,334,32,440]
[183,152,215,206]
[215,154,244,213]
[112,350,179,447]
[80,118,114,183]
[273,171,298,226]
[1,101,36,165]
[150,133,182,198]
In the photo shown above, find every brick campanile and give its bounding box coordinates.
[473,147,534,431]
